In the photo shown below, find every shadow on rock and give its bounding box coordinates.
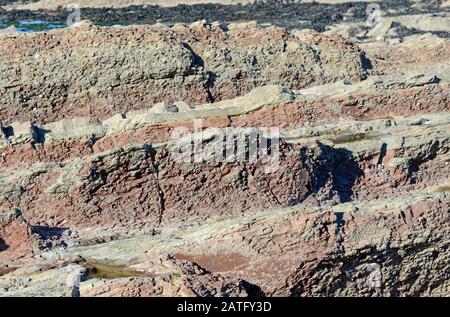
[31,226,70,249]
[31,226,69,239]
[0,238,8,252]
[240,280,266,298]
[301,142,363,204]
[33,126,51,144]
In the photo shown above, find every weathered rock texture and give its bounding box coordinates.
[0,22,370,124]
[0,12,449,297]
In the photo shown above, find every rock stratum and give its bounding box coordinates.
[0,3,449,297]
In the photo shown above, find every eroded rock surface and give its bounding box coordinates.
[0,22,370,124]
[0,3,449,297]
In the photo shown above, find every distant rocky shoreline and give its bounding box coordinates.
[1,0,448,33]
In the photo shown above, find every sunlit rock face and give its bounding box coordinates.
[0,0,449,297]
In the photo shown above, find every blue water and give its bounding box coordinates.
[18,20,47,25]
[0,20,66,32]
[0,20,134,33]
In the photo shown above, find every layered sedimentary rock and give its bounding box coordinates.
[0,17,449,297]
[0,255,251,297]
[0,22,371,124]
